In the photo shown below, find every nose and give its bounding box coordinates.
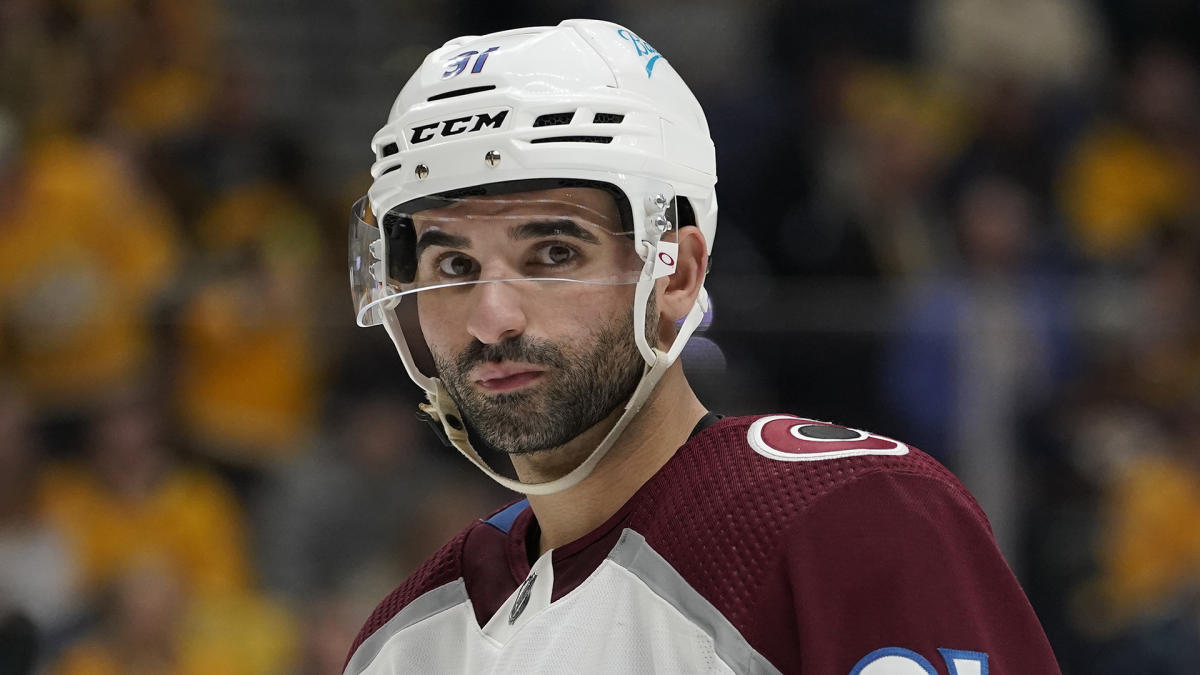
[465,281,527,344]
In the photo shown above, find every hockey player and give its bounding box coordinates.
[344,19,1060,674]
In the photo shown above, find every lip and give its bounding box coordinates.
[473,364,546,392]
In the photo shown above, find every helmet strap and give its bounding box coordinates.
[381,267,709,496]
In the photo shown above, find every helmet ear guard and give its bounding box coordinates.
[352,19,717,495]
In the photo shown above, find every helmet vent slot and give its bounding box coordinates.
[427,85,496,101]
[592,113,625,124]
[380,163,403,176]
[533,112,575,127]
[379,142,400,157]
[530,136,613,144]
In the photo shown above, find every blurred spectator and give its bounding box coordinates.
[884,175,1071,563]
[0,382,82,659]
[0,1,101,139]
[37,388,249,598]
[0,133,180,412]
[1089,405,1200,630]
[1058,44,1200,265]
[1126,228,1200,409]
[1033,230,1200,672]
[1056,393,1200,674]
[254,389,479,603]
[919,0,1109,258]
[934,71,1091,243]
[49,558,297,675]
[50,562,230,675]
[141,66,278,226]
[105,0,224,142]
[173,157,325,469]
[785,62,964,279]
[919,0,1110,95]
[38,389,299,674]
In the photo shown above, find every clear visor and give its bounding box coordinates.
[350,182,674,327]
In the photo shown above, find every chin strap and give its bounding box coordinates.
[424,292,709,495]
[383,274,710,496]
[417,353,673,495]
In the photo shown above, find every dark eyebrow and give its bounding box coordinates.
[511,219,600,244]
[415,230,470,260]
[414,218,600,261]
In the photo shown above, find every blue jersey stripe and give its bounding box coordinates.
[484,499,530,534]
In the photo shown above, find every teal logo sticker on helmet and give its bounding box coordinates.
[617,29,661,77]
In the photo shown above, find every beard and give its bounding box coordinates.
[430,300,654,455]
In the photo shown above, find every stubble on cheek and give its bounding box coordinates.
[427,306,648,456]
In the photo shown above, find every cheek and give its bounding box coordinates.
[416,282,635,349]
[415,298,464,362]
[538,284,633,331]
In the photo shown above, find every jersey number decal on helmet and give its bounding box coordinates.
[746,415,910,462]
[443,46,500,79]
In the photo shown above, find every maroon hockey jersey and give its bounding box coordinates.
[344,414,1060,674]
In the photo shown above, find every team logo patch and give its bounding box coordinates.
[508,572,537,625]
[747,415,909,462]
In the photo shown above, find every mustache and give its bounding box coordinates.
[454,336,569,372]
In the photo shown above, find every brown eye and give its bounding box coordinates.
[532,243,577,266]
[436,254,478,278]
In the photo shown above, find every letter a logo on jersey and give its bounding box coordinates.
[747,415,910,462]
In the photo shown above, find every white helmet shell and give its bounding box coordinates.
[367,19,717,253]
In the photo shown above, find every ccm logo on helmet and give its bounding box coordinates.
[410,109,509,145]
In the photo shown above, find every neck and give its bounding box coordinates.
[513,361,707,556]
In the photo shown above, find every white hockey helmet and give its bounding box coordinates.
[350,19,717,494]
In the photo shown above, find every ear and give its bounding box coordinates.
[657,226,707,324]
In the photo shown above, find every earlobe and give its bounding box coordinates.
[660,227,707,322]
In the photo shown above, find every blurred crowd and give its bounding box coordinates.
[0,0,1198,673]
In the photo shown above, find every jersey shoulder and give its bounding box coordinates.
[630,413,986,564]
[679,413,970,505]
[620,414,992,669]
[343,503,505,669]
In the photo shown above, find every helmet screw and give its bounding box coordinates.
[652,215,670,233]
[650,193,669,210]
[484,150,501,167]
[415,164,430,179]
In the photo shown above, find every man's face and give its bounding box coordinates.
[410,187,651,455]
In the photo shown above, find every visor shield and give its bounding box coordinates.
[350,182,676,327]
[349,196,392,326]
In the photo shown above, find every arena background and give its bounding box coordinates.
[1,1,1199,673]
